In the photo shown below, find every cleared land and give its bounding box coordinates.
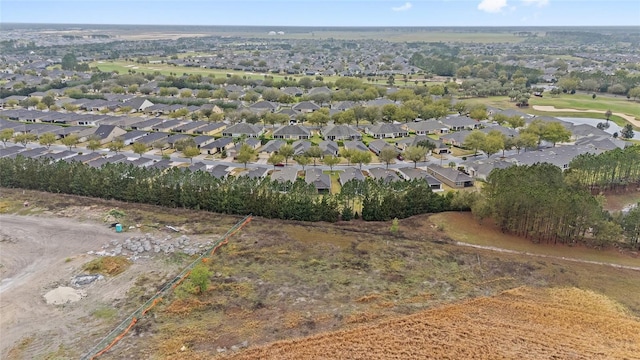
[223,287,640,360]
[1,188,639,359]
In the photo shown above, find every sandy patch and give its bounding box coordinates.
[532,105,640,127]
[44,286,86,305]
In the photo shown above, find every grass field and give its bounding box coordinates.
[465,94,640,128]
[429,211,640,268]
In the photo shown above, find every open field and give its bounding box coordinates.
[1,188,639,359]
[222,286,640,360]
[465,94,640,128]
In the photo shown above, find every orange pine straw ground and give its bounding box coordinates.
[222,287,640,360]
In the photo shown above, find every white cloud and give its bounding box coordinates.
[478,0,508,13]
[392,2,413,12]
[522,0,549,7]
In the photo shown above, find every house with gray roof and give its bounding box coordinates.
[462,159,513,180]
[0,146,24,158]
[222,123,264,138]
[440,130,473,147]
[121,97,154,112]
[13,147,48,159]
[41,150,77,162]
[368,139,395,155]
[366,123,408,139]
[292,101,321,113]
[193,122,226,136]
[403,120,449,135]
[130,118,164,131]
[259,139,285,159]
[87,154,127,168]
[427,164,474,188]
[273,124,311,140]
[201,137,234,155]
[80,125,126,144]
[368,167,401,183]
[339,167,365,185]
[343,140,369,153]
[250,101,279,113]
[152,120,184,132]
[66,152,102,164]
[507,145,607,171]
[322,124,361,141]
[292,140,312,155]
[192,135,216,149]
[173,121,208,134]
[128,157,155,167]
[440,116,480,131]
[121,130,148,145]
[574,135,626,151]
[397,167,443,191]
[136,132,171,145]
[148,159,172,171]
[395,135,450,155]
[305,168,332,193]
[480,125,518,138]
[319,140,339,156]
[240,166,269,179]
[271,167,299,184]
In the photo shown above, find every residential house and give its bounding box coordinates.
[240,166,269,179]
[397,167,443,191]
[273,124,311,140]
[271,167,299,184]
[79,125,126,144]
[136,132,171,146]
[319,140,339,156]
[166,134,191,148]
[339,167,365,185]
[250,101,279,113]
[440,116,480,131]
[121,97,154,112]
[440,130,473,147]
[292,101,321,113]
[128,157,155,167]
[173,121,208,134]
[0,146,24,158]
[395,135,450,155]
[193,122,226,136]
[152,120,184,132]
[41,150,77,162]
[222,123,263,138]
[368,167,401,183]
[305,168,331,193]
[259,140,285,159]
[427,164,474,188]
[192,135,216,149]
[403,120,449,135]
[343,140,370,153]
[366,123,408,139]
[368,139,395,155]
[201,137,234,155]
[87,154,127,168]
[121,130,149,146]
[321,124,361,141]
[148,159,173,171]
[292,140,312,155]
[130,118,164,131]
[209,164,229,179]
[462,159,513,181]
[66,152,103,164]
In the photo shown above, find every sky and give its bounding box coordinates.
[1,0,639,27]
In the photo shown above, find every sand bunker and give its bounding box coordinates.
[44,286,86,305]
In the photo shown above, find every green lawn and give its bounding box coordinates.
[464,94,640,128]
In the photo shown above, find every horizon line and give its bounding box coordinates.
[3,22,640,28]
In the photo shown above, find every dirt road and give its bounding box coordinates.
[0,215,130,358]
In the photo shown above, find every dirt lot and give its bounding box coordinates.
[0,215,132,358]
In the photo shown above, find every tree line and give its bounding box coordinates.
[0,156,454,223]
[566,146,640,191]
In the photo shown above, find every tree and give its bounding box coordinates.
[268,153,285,168]
[469,107,488,121]
[41,95,56,108]
[307,108,330,127]
[294,155,311,170]
[351,150,372,169]
[514,132,539,153]
[462,130,486,156]
[481,130,505,158]
[61,53,78,70]
[38,133,57,149]
[278,144,295,166]
[403,146,427,168]
[541,122,572,146]
[61,134,79,150]
[14,133,36,147]
[182,146,200,163]
[340,148,356,165]
[152,140,168,155]
[132,142,148,157]
[604,109,612,123]
[174,138,196,151]
[1,128,15,146]
[189,263,211,294]
[621,124,635,139]
[87,136,102,151]
[305,145,323,166]
[323,155,341,172]
[108,138,124,153]
[378,147,397,169]
[506,115,525,129]
[236,143,256,168]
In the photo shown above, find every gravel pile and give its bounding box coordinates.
[90,234,213,258]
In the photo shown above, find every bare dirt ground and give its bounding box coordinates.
[0,215,131,358]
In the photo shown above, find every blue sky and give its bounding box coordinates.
[1,0,639,26]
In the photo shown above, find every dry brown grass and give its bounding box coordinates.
[222,287,640,360]
[82,256,131,276]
